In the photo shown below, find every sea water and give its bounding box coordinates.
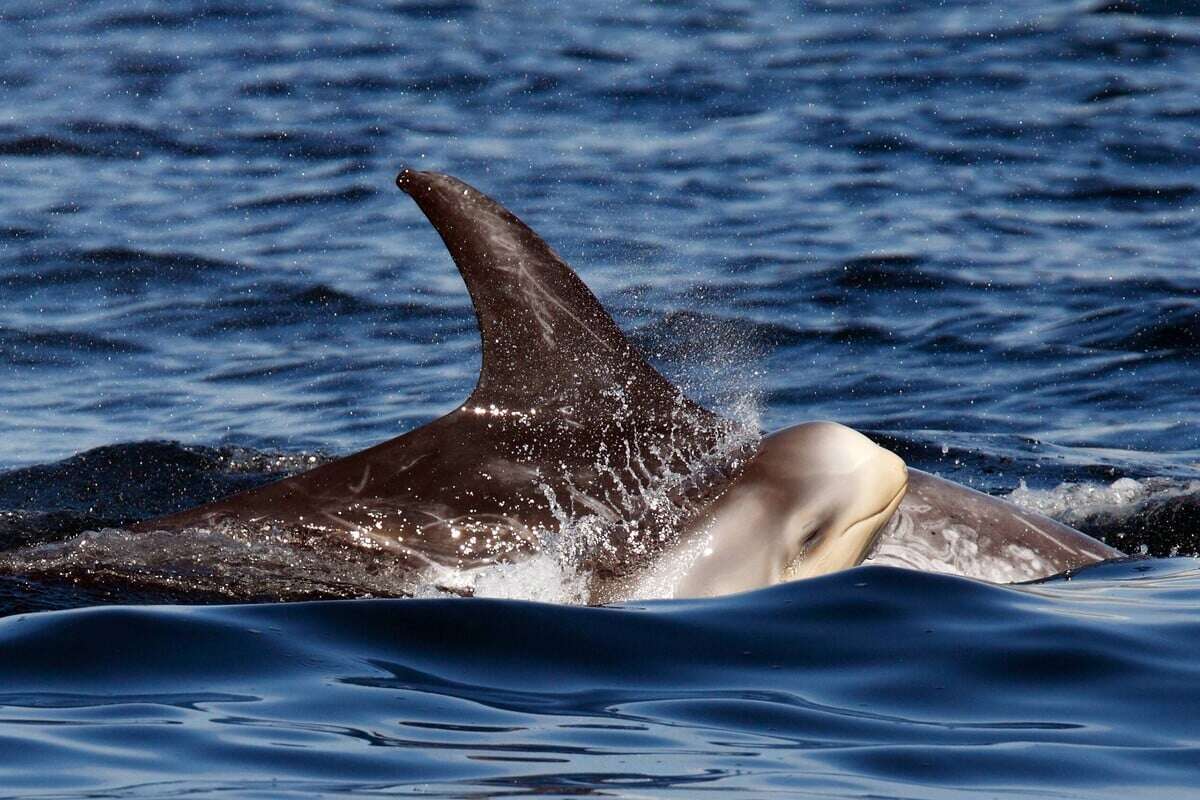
[1,0,1199,796]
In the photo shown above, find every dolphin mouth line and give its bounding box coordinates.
[831,474,909,560]
[786,472,909,581]
[872,477,910,531]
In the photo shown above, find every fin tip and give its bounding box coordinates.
[395,168,417,193]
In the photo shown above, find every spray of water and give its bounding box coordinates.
[434,391,761,603]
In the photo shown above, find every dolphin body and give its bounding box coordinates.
[865,470,1120,583]
[137,170,1120,598]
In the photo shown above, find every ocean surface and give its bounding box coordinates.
[2,0,1199,796]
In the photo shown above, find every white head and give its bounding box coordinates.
[669,421,908,598]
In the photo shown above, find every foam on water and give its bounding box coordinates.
[1008,476,1200,524]
[1007,476,1200,558]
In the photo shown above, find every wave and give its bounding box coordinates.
[232,185,376,211]
[0,327,148,367]
[0,122,214,159]
[0,225,43,241]
[1012,180,1197,206]
[820,254,947,291]
[1089,0,1200,17]
[0,246,239,290]
[1049,301,1200,353]
[0,560,1198,795]
[1083,80,1143,104]
[387,0,479,19]
[1105,140,1200,166]
[0,135,93,157]
[200,283,379,328]
[90,4,281,30]
[0,126,368,163]
[233,130,374,160]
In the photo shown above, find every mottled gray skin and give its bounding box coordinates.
[865,470,1123,582]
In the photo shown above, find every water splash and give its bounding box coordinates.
[431,392,761,603]
[1006,476,1193,521]
[1007,477,1200,558]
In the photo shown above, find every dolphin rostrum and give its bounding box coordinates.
[136,170,1120,598]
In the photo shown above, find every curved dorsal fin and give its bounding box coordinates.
[396,170,710,424]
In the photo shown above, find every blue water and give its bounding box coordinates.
[2,560,1199,798]
[2,0,1200,796]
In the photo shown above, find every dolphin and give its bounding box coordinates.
[135,170,1120,598]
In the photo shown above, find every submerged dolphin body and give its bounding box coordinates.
[138,170,1119,597]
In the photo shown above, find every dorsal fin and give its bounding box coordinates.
[396,169,711,424]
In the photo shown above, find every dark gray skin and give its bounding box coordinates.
[137,170,1122,596]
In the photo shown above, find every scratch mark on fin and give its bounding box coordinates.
[349,464,371,495]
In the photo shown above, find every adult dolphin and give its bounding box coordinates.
[136,170,1119,598]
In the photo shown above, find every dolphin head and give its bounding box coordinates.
[769,422,909,581]
[667,421,908,598]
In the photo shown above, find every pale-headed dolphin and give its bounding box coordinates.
[135,170,1121,598]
